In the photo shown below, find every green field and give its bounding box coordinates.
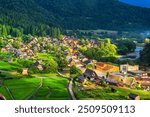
[0,75,70,100]
[33,78,70,100]
[74,86,150,100]
[0,61,21,71]
[37,53,54,61]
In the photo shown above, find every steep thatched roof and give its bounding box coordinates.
[108,74,123,83]
[123,77,135,86]
[83,69,98,79]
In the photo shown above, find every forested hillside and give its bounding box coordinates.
[0,0,150,36]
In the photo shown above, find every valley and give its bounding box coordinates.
[0,34,150,100]
[0,0,150,100]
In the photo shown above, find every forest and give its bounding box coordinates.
[0,0,150,33]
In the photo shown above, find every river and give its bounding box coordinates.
[119,46,144,61]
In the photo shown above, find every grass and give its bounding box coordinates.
[74,85,150,100]
[1,78,41,100]
[0,61,21,71]
[37,53,53,61]
[33,77,70,100]
[0,74,70,100]
[0,86,12,100]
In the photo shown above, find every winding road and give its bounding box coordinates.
[57,72,76,100]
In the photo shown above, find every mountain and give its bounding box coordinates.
[119,0,150,8]
[0,0,150,31]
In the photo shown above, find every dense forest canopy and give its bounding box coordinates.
[140,43,150,67]
[0,0,150,34]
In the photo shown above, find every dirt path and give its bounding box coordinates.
[46,86,51,98]
[4,86,15,100]
[26,78,43,100]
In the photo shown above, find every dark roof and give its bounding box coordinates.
[129,70,146,74]
[83,60,91,65]
[136,78,150,81]
[106,79,118,86]
[42,65,46,70]
[83,69,98,79]
[78,76,85,81]
[33,61,40,66]
[128,93,139,99]
[84,69,94,77]
[68,58,73,63]
[106,79,118,84]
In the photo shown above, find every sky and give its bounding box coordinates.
[119,0,150,8]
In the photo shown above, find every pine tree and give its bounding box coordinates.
[2,25,7,37]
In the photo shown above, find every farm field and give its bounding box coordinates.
[33,78,70,100]
[0,61,21,71]
[37,53,54,60]
[0,74,70,100]
[74,86,150,100]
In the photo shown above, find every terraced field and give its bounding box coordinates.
[0,75,70,100]
[74,86,150,100]
[0,61,21,71]
[33,78,70,100]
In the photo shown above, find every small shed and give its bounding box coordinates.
[22,68,29,75]
[128,93,140,100]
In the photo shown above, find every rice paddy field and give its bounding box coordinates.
[32,77,70,100]
[73,86,150,100]
[0,61,21,71]
[0,75,70,100]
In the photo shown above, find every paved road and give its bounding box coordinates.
[58,72,76,100]
[68,78,76,100]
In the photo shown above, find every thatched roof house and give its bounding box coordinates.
[95,62,119,73]
[129,70,148,78]
[123,77,135,87]
[108,74,123,83]
[135,78,150,89]
[83,69,99,80]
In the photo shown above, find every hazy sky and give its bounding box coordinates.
[120,0,150,8]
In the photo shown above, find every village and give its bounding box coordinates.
[0,35,150,100]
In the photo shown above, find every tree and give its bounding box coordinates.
[140,43,150,66]
[70,65,82,76]
[0,38,3,47]
[80,39,118,63]
[55,53,68,71]
[17,59,34,68]
[116,40,136,55]
[51,27,57,38]
[2,25,7,37]
[145,38,150,44]
[44,59,58,73]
